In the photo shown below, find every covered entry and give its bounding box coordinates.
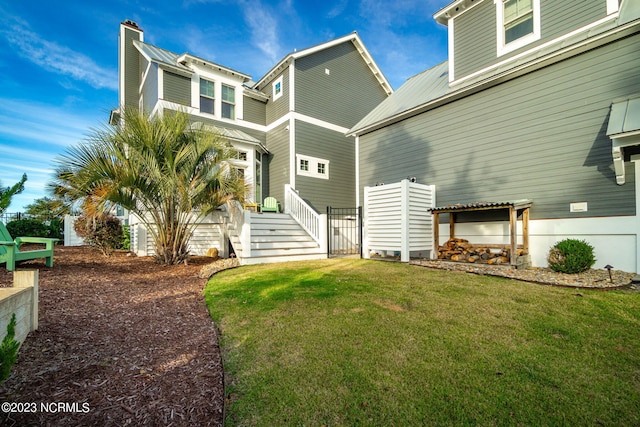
[327,207,362,258]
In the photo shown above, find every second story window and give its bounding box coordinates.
[504,0,533,44]
[200,79,215,114]
[496,0,540,56]
[272,76,283,101]
[222,85,235,119]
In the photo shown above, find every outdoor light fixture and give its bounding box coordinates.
[604,264,614,282]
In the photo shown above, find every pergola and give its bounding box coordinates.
[430,200,532,266]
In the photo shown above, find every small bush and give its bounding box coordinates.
[547,239,596,274]
[74,214,124,256]
[6,218,49,238]
[47,218,64,240]
[121,225,131,251]
[0,313,20,384]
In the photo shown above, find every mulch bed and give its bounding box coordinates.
[410,259,638,289]
[0,246,224,426]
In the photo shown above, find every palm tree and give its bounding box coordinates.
[51,109,245,265]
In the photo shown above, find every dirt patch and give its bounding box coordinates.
[0,246,224,426]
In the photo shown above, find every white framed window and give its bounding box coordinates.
[200,78,215,115]
[272,75,283,101]
[495,0,540,56]
[221,84,235,119]
[296,154,329,179]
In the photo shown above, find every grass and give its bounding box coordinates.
[204,259,640,426]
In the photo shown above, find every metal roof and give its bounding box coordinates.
[133,40,190,72]
[430,199,532,213]
[190,122,267,152]
[607,96,640,137]
[348,61,451,135]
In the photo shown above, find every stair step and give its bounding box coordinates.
[251,241,319,250]
[251,247,324,257]
[240,252,327,265]
[252,234,316,243]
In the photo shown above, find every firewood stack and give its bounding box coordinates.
[437,238,523,265]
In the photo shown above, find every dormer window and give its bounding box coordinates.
[496,0,540,56]
[504,0,533,43]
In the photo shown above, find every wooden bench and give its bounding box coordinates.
[0,222,58,271]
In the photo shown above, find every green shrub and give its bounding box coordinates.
[0,314,20,384]
[74,213,124,256]
[47,218,64,240]
[122,225,131,251]
[6,218,49,238]
[547,239,596,274]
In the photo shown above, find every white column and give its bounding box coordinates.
[633,156,640,277]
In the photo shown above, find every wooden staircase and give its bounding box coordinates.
[227,212,326,265]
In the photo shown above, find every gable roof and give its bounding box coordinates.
[254,32,393,96]
[349,4,640,137]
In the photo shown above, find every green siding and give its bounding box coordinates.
[360,33,640,220]
[123,27,141,109]
[243,96,266,126]
[454,0,607,79]
[454,0,495,80]
[295,42,389,128]
[163,71,191,106]
[265,123,290,204]
[265,71,290,125]
[296,121,355,210]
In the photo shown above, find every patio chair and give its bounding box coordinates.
[260,197,281,213]
[0,221,58,271]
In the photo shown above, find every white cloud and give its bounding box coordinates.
[239,0,282,63]
[0,16,117,90]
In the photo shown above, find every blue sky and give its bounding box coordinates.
[0,0,450,212]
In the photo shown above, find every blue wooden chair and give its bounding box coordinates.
[260,197,281,213]
[0,221,58,271]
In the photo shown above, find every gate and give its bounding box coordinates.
[327,207,362,258]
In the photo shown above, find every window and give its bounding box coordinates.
[504,0,533,43]
[272,76,283,101]
[496,0,540,56]
[296,154,329,179]
[221,84,235,119]
[200,79,215,114]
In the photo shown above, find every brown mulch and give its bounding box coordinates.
[0,246,225,426]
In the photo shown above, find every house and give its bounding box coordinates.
[349,0,640,274]
[115,21,391,263]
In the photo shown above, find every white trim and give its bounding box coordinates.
[632,156,640,273]
[495,0,541,57]
[272,75,283,101]
[451,12,620,86]
[448,18,456,82]
[355,135,360,207]
[288,63,295,111]
[607,0,619,15]
[289,63,296,188]
[296,154,330,180]
[289,117,296,187]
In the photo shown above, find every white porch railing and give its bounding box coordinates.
[284,184,327,252]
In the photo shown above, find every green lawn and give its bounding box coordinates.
[204,259,640,426]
